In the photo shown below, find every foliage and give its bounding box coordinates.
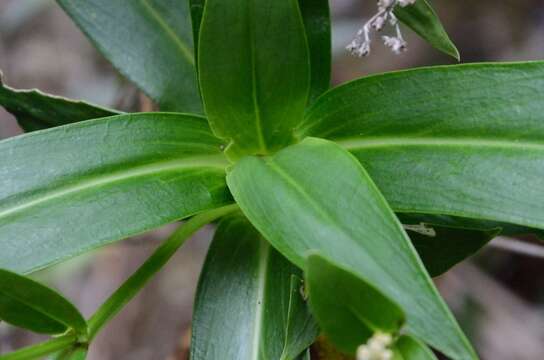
[0,1,541,359]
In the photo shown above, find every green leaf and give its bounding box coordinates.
[198,0,310,160]
[298,0,331,104]
[56,0,201,113]
[191,215,318,360]
[281,274,319,360]
[306,254,405,354]
[86,205,236,341]
[394,335,438,360]
[0,113,231,273]
[395,0,459,60]
[405,223,499,276]
[189,0,205,64]
[0,269,86,335]
[189,0,329,106]
[399,213,544,239]
[0,71,119,132]
[302,62,544,233]
[226,138,476,360]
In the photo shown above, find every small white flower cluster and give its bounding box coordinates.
[356,332,394,360]
[347,0,417,57]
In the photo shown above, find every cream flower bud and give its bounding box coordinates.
[357,345,372,360]
[372,16,386,31]
[356,332,396,360]
[382,349,394,360]
[383,35,407,54]
[374,332,393,347]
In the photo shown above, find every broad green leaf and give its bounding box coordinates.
[395,0,459,60]
[227,138,476,360]
[0,269,86,335]
[191,215,318,360]
[306,254,405,354]
[301,62,544,233]
[405,223,499,276]
[57,0,201,113]
[198,0,310,159]
[0,71,119,132]
[0,113,231,273]
[189,0,329,106]
[298,0,331,104]
[394,335,438,360]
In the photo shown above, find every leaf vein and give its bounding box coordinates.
[0,155,227,220]
[140,0,195,65]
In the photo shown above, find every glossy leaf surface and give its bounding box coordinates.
[0,72,119,132]
[190,0,329,105]
[306,254,404,354]
[298,0,331,104]
[395,0,459,60]
[0,113,231,273]
[191,215,318,360]
[0,269,86,335]
[57,0,201,113]
[302,62,544,232]
[227,138,476,360]
[394,335,438,360]
[198,0,310,159]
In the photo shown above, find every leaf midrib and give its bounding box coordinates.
[140,0,195,65]
[0,155,227,220]
[265,158,385,274]
[0,289,68,331]
[336,136,544,151]
[279,277,297,360]
[247,0,267,153]
[263,154,469,351]
[250,239,270,360]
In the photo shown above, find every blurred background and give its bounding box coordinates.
[0,1,543,359]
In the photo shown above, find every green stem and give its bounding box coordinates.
[87,204,238,340]
[0,333,76,360]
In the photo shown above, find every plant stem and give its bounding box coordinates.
[87,204,238,340]
[0,333,76,360]
[0,205,238,360]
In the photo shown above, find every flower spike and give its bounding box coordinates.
[347,0,416,58]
